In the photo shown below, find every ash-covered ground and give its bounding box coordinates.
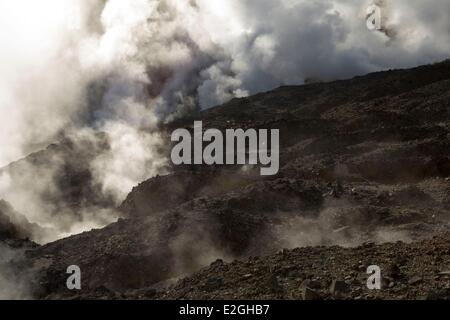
[2,60,450,300]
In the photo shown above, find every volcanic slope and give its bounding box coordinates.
[6,60,450,299]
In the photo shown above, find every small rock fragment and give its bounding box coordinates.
[408,276,422,285]
[302,287,322,300]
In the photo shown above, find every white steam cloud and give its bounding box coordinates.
[0,0,449,243]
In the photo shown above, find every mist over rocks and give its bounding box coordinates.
[0,200,45,242]
[0,132,120,244]
[2,0,450,244]
[3,59,449,299]
[156,234,450,300]
[1,0,450,300]
[0,200,38,299]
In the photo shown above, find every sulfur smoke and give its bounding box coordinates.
[0,0,450,244]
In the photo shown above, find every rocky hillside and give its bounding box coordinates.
[2,60,450,300]
[156,234,450,300]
